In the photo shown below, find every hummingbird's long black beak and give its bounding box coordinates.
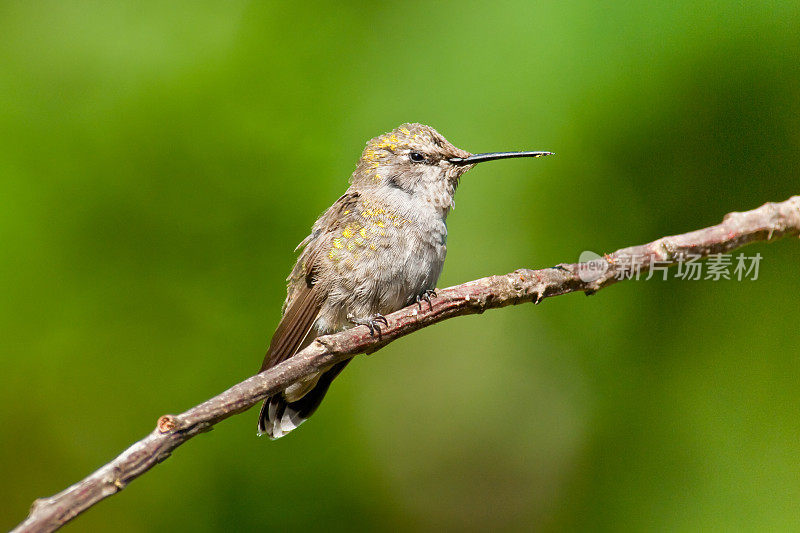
[448,151,554,165]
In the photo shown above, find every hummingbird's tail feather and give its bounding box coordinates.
[257,359,351,439]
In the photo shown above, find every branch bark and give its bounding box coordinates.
[13,196,800,533]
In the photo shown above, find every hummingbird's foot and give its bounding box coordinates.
[549,264,570,272]
[347,313,388,337]
[416,289,437,310]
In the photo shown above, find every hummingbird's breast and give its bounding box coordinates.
[314,192,447,331]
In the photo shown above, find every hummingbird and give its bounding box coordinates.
[258,123,552,438]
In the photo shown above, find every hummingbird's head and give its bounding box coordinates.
[352,123,552,212]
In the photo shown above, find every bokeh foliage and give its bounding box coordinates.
[1,1,799,531]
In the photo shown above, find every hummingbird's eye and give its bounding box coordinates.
[408,151,425,163]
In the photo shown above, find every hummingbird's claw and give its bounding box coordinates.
[416,289,437,310]
[348,313,388,338]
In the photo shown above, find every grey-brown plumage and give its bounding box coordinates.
[258,123,551,438]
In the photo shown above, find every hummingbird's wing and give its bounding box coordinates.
[259,191,361,372]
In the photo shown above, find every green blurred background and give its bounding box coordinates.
[2,1,799,531]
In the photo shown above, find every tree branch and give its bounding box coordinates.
[13,196,800,533]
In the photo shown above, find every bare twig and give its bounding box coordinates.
[13,196,800,533]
